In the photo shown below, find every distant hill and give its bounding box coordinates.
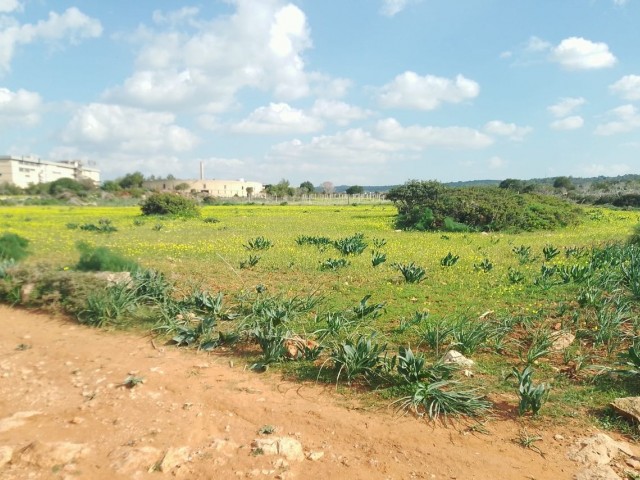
[333,174,640,194]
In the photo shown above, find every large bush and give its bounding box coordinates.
[140,193,200,217]
[387,180,584,232]
[0,232,30,261]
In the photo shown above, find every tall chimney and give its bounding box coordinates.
[200,161,204,180]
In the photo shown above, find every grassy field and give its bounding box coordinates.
[2,203,640,428]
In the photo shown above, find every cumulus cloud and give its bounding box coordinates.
[380,0,417,17]
[610,75,640,101]
[594,104,640,135]
[551,37,617,70]
[0,87,41,126]
[230,102,323,134]
[0,0,21,13]
[525,36,551,52]
[0,7,102,72]
[488,156,506,169]
[61,103,198,153]
[265,129,398,182]
[550,116,584,131]
[152,7,201,27]
[377,118,493,149]
[310,99,372,126]
[378,72,480,110]
[483,120,532,141]
[106,0,320,111]
[548,97,586,117]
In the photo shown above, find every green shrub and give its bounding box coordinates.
[140,193,200,217]
[0,233,30,262]
[75,242,139,272]
[387,180,584,232]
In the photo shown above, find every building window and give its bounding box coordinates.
[203,184,206,189]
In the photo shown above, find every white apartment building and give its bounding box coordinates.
[0,155,100,188]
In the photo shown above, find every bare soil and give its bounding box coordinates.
[0,305,587,479]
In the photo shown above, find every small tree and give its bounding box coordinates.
[246,186,254,198]
[553,176,575,190]
[346,185,364,195]
[299,181,315,195]
[321,181,335,195]
[118,172,145,189]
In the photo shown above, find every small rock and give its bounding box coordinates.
[0,411,42,433]
[568,433,635,466]
[575,465,621,480]
[443,350,474,368]
[252,437,304,462]
[20,283,35,303]
[626,457,640,470]
[307,451,324,461]
[0,446,13,468]
[69,417,84,425]
[610,397,640,430]
[109,446,161,474]
[554,434,565,441]
[20,441,90,468]
[159,446,190,472]
[551,331,575,351]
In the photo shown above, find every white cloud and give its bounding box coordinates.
[582,163,632,176]
[310,99,372,126]
[0,87,41,126]
[106,0,320,111]
[488,156,506,169]
[550,116,584,131]
[483,120,532,141]
[551,37,616,70]
[612,0,629,6]
[380,0,419,17]
[152,7,200,27]
[266,128,398,182]
[230,102,323,134]
[0,7,102,72]
[548,97,586,117]
[377,118,493,149]
[378,72,480,110]
[0,0,21,13]
[525,36,551,52]
[61,103,198,153]
[610,75,640,101]
[594,104,640,135]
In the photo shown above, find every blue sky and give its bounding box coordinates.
[1,0,639,186]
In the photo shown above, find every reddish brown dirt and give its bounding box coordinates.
[0,305,584,479]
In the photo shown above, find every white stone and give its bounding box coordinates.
[442,350,474,368]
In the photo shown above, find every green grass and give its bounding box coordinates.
[2,203,640,429]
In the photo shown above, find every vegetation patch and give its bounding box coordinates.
[140,192,200,218]
[387,180,584,232]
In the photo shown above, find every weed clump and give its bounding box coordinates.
[0,232,30,261]
[75,242,139,273]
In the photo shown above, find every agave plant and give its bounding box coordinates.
[393,380,491,421]
[509,365,549,416]
[393,262,426,283]
[440,252,459,267]
[330,334,387,383]
[244,236,273,251]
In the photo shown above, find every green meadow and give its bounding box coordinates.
[2,203,640,426]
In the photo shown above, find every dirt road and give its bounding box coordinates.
[0,305,584,479]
